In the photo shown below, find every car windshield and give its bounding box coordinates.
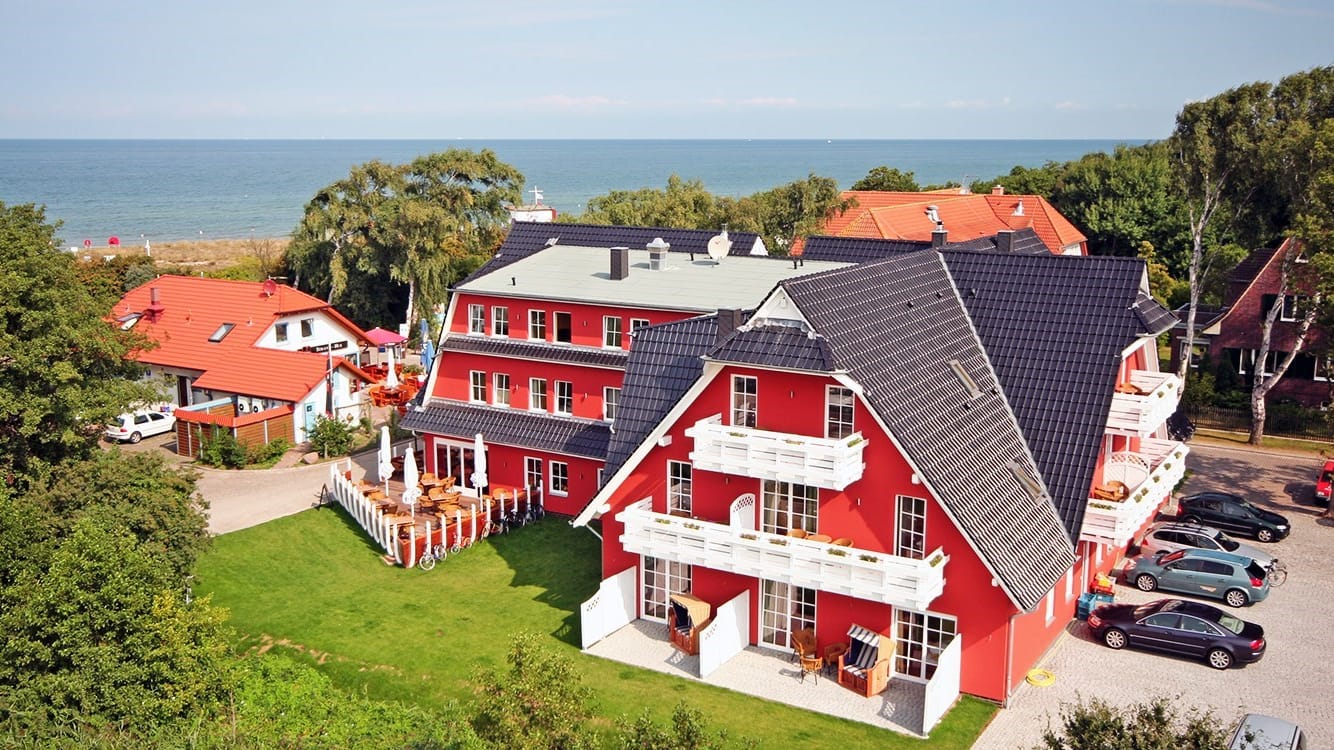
[1213,531,1240,552]
[1216,612,1245,634]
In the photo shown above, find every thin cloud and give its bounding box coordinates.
[1054,101,1080,110]
[946,97,1012,110]
[1167,0,1334,17]
[528,94,618,110]
[742,97,798,107]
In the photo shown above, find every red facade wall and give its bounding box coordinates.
[434,350,625,423]
[448,292,690,350]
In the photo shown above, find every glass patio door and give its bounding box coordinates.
[641,556,691,623]
[894,609,957,681]
[759,579,816,651]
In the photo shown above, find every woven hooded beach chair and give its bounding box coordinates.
[837,624,893,696]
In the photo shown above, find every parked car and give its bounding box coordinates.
[1229,713,1306,749]
[104,409,176,443]
[1139,521,1276,569]
[1314,459,1333,506]
[1125,548,1270,607]
[1087,598,1265,670]
[1177,491,1290,542]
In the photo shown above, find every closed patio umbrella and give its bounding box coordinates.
[470,432,488,494]
[378,426,393,492]
[402,449,421,518]
[384,346,400,389]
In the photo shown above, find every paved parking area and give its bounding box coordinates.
[976,441,1332,748]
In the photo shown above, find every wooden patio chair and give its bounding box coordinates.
[799,651,824,683]
[1092,480,1129,502]
[837,624,893,697]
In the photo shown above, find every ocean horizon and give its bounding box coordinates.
[0,138,1148,245]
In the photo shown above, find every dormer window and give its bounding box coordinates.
[209,323,236,342]
[275,322,288,343]
[116,313,142,330]
[1009,461,1044,500]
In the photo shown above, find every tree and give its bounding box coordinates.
[850,166,920,192]
[0,202,161,489]
[1038,696,1230,750]
[750,173,853,254]
[578,175,725,229]
[616,702,737,750]
[468,632,593,750]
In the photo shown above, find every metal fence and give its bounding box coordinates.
[1184,404,1334,443]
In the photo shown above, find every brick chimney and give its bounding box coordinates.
[992,184,1004,196]
[144,286,165,321]
[931,226,948,249]
[995,230,1015,252]
[609,246,630,280]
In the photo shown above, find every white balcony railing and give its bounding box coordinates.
[685,414,867,490]
[1105,370,1183,438]
[1080,438,1190,546]
[617,500,946,611]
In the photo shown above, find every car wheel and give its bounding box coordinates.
[1207,648,1233,670]
[1224,588,1248,608]
[1135,573,1158,592]
[1103,628,1128,650]
[1256,528,1275,543]
[1181,515,1201,525]
[128,432,142,444]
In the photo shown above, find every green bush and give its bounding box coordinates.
[247,438,292,467]
[198,428,248,468]
[308,416,355,457]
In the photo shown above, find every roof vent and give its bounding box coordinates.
[925,205,940,224]
[948,359,981,399]
[1013,200,1025,217]
[545,237,559,247]
[646,237,670,270]
[609,246,630,280]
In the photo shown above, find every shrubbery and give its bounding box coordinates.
[308,415,356,457]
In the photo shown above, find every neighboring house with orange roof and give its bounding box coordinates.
[796,187,1087,257]
[113,275,376,452]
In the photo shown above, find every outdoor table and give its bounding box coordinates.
[808,533,833,543]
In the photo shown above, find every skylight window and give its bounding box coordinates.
[1009,461,1044,500]
[116,313,142,330]
[948,359,981,399]
[209,323,236,342]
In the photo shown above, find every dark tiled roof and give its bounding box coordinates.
[464,221,764,284]
[940,251,1174,543]
[1171,304,1230,331]
[946,227,1052,255]
[441,335,629,369]
[782,252,1075,612]
[401,400,610,459]
[707,324,837,372]
[797,228,1052,264]
[1133,293,1179,334]
[601,316,721,480]
[1228,245,1280,285]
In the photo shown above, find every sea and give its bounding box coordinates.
[0,139,1147,246]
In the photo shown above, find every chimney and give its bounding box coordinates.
[925,205,940,224]
[1013,200,1025,217]
[995,229,1014,252]
[992,184,1004,196]
[931,225,948,249]
[150,287,160,305]
[716,309,746,342]
[646,237,670,270]
[145,286,165,321]
[609,246,630,280]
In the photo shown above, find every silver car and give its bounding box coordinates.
[1138,521,1275,569]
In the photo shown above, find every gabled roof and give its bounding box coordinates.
[794,227,1051,263]
[114,275,373,401]
[464,221,766,285]
[777,252,1075,611]
[940,251,1174,542]
[706,324,838,373]
[401,400,610,459]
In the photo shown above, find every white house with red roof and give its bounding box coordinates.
[113,275,375,452]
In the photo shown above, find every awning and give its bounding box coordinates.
[365,326,407,345]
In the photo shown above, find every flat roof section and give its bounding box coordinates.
[460,245,852,312]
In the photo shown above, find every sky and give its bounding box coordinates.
[3,0,1332,140]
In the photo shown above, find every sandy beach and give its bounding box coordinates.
[76,237,290,269]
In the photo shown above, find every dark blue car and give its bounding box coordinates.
[1088,598,1265,670]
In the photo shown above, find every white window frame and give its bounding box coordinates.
[731,374,757,428]
[825,385,855,439]
[642,556,691,623]
[492,373,511,407]
[468,304,486,334]
[894,609,957,682]
[528,378,547,411]
[1316,354,1331,383]
[896,495,927,560]
[667,461,692,515]
[300,318,314,338]
[274,322,288,343]
[554,380,573,415]
[549,460,568,496]
[603,316,623,348]
[761,480,818,535]
[1178,339,1209,371]
[603,386,621,422]
[469,370,486,403]
[630,317,650,334]
[492,306,509,337]
[524,457,543,493]
[528,310,547,341]
[553,310,572,344]
[1280,294,1301,322]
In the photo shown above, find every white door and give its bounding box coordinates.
[641,556,691,623]
[759,579,816,651]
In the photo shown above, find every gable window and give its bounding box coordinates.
[668,461,692,515]
[492,306,509,337]
[524,457,543,493]
[1316,354,1332,383]
[603,316,623,348]
[549,461,568,496]
[529,378,548,411]
[1281,294,1305,322]
[275,322,288,343]
[468,304,486,334]
[825,385,854,439]
[731,375,757,428]
[896,495,927,560]
[208,323,235,343]
[554,381,573,415]
[528,310,547,340]
[603,386,621,422]
[630,318,650,334]
[761,480,817,535]
[554,311,572,344]
[469,371,486,403]
[493,373,511,407]
[300,318,314,338]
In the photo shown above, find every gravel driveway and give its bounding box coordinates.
[975,441,1332,749]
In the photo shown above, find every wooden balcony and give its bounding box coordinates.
[1080,438,1190,547]
[1105,370,1183,438]
[685,414,867,491]
[617,500,946,611]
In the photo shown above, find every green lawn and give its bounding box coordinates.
[195,507,995,748]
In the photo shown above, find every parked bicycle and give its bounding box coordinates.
[418,543,447,571]
[1268,559,1288,587]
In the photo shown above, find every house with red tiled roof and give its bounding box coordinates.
[794,187,1087,257]
[113,276,376,454]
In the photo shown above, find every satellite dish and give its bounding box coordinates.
[261,278,278,297]
[706,232,732,263]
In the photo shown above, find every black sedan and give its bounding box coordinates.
[1087,598,1265,669]
[1177,491,1291,542]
